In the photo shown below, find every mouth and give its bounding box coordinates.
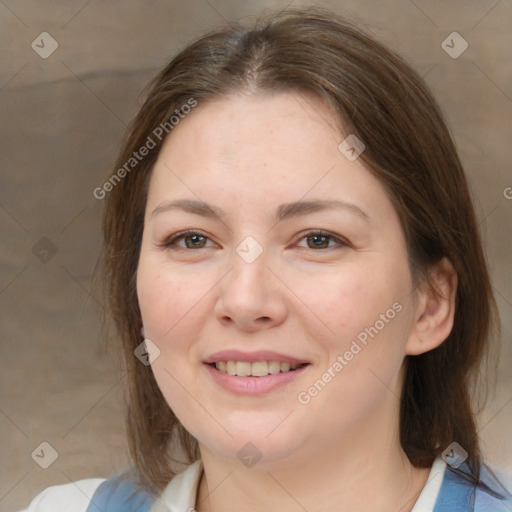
[206,360,310,377]
[204,360,311,395]
[203,350,311,394]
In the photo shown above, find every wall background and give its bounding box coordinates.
[1,1,511,510]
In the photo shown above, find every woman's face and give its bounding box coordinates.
[137,91,419,468]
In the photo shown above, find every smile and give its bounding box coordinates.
[204,361,311,395]
[210,360,307,377]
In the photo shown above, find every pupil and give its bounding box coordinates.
[310,235,328,248]
[187,235,204,248]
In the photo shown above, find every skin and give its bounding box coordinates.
[136,91,457,512]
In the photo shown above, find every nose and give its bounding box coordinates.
[214,246,288,332]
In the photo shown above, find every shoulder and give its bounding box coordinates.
[473,464,512,512]
[86,473,156,512]
[19,473,157,512]
[19,462,201,512]
[436,460,512,512]
[18,478,106,512]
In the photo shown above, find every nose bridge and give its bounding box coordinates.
[216,236,286,329]
[235,234,266,268]
[228,236,270,301]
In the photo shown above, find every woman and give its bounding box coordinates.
[20,7,511,512]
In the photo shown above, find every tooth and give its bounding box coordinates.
[217,360,301,376]
[268,361,281,374]
[226,361,237,375]
[236,361,252,376]
[251,361,269,377]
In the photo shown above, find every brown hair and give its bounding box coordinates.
[101,6,499,493]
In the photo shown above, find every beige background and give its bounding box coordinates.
[1,1,511,510]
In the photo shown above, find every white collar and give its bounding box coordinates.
[152,456,445,512]
[151,459,203,512]
[411,455,446,511]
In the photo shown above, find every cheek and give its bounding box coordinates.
[136,253,225,389]
[293,262,401,341]
[293,259,410,390]
[137,256,206,341]
[136,257,212,426]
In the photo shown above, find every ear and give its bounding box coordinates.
[405,257,457,356]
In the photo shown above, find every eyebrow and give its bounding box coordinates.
[151,198,369,222]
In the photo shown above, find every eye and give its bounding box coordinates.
[160,229,349,251]
[295,230,348,250]
[161,230,216,250]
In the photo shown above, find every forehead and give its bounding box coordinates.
[146,91,391,222]
[163,92,339,163]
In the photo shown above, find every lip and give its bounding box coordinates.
[204,362,310,395]
[204,350,309,365]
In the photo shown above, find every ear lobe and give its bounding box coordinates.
[405,257,458,356]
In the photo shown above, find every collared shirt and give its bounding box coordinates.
[18,456,512,512]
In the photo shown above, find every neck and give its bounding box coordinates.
[195,421,430,512]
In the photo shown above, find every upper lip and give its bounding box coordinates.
[204,350,309,365]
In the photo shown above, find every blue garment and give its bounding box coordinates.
[433,461,512,511]
[86,475,154,512]
[85,460,512,512]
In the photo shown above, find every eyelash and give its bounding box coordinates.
[160,229,349,251]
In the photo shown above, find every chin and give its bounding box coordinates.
[195,419,312,470]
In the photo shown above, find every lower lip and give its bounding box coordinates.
[204,363,310,395]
